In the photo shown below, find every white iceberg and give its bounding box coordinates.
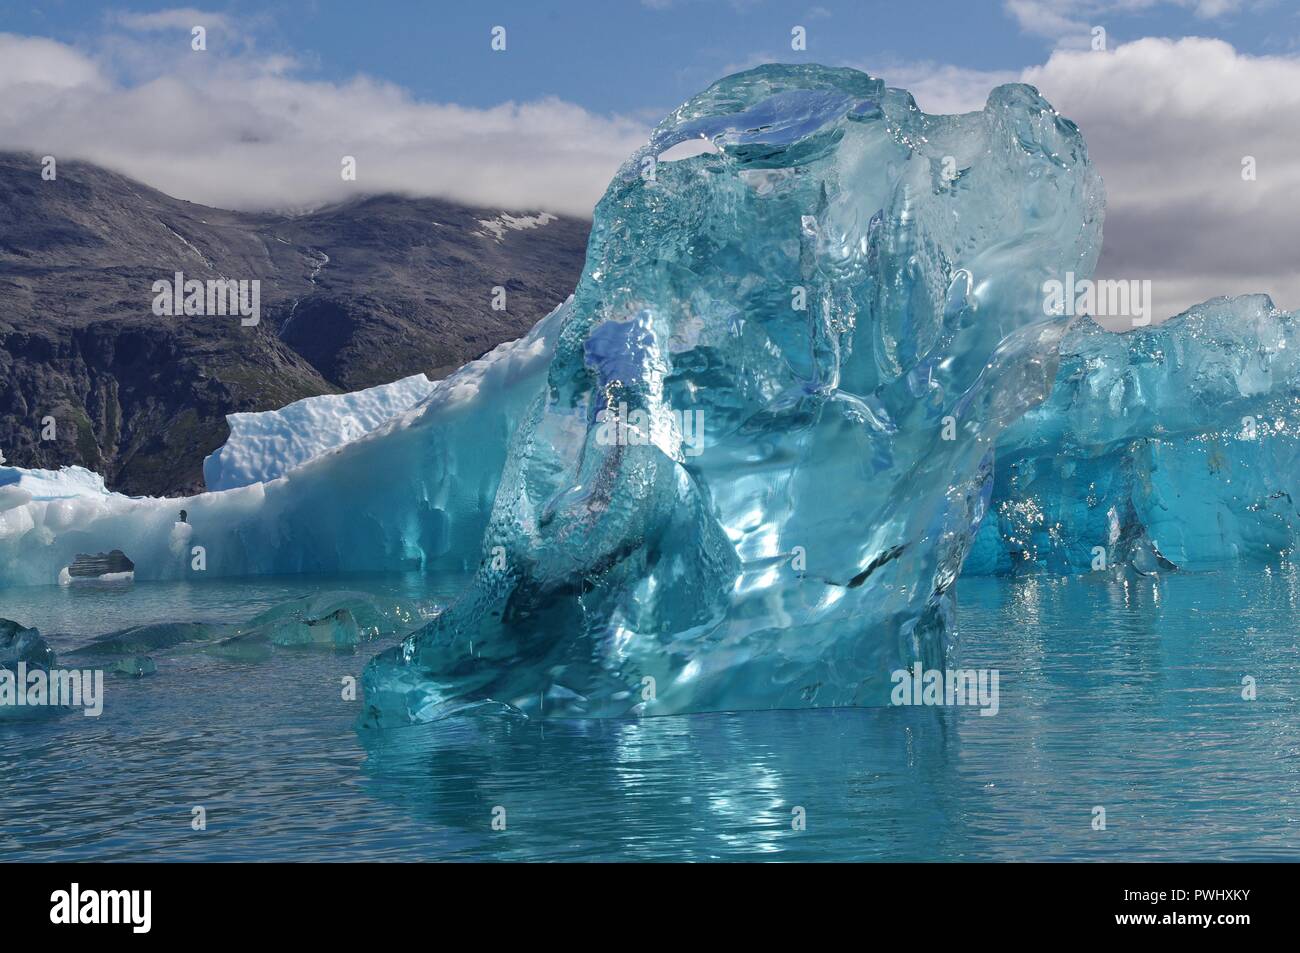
[203,373,437,490]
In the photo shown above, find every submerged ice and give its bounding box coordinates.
[2,63,1297,725]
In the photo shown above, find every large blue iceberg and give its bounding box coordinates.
[3,64,1297,727]
[358,65,1105,724]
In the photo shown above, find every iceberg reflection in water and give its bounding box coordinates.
[1,568,1297,861]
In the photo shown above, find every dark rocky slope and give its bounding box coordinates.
[0,153,589,495]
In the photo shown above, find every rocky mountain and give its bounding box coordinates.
[0,152,589,496]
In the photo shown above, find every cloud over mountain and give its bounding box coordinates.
[0,29,646,217]
[3,14,1298,319]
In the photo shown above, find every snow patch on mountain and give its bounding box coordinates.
[474,211,557,241]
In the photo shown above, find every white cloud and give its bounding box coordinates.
[872,61,1023,114]
[1191,0,1244,16]
[1,20,1296,320]
[112,8,231,32]
[1003,0,1246,46]
[1005,0,1096,42]
[1025,37,1300,318]
[0,31,646,217]
[0,33,104,90]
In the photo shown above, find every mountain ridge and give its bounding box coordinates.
[0,152,590,495]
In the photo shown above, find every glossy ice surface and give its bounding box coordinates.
[362,64,1104,724]
[971,294,1300,575]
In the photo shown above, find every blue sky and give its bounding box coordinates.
[5,0,1295,116]
[2,1,1299,316]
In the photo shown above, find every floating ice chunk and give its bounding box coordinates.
[268,608,361,649]
[209,608,361,659]
[243,591,431,641]
[0,618,58,720]
[1,618,54,669]
[68,622,225,657]
[7,62,1289,728]
[64,593,425,670]
[110,657,157,678]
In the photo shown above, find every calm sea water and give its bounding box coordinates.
[2,567,1298,861]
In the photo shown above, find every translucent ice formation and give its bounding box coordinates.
[64,591,427,660]
[109,656,157,678]
[359,64,1104,725]
[1,618,54,669]
[207,608,361,660]
[967,294,1300,575]
[1,618,57,720]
